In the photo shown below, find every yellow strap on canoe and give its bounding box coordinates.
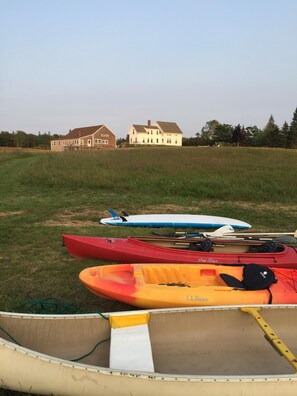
[241,307,297,373]
[109,312,150,329]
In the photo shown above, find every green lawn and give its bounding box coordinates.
[0,146,297,395]
[1,147,297,313]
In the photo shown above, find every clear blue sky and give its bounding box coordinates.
[1,0,297,137]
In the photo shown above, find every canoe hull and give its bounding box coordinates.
[2,345,297,396]
[1,306,297,395]
[62,234,297,269]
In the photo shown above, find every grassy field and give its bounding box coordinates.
[0,146,297,395]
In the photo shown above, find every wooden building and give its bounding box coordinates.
[51,125,116,151]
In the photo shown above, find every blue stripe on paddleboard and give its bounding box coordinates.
[104,221,250,229]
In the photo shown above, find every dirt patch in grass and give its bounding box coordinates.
[44,209,100,227]
[0,210,24,217]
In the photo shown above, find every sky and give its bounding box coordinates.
[1,0,297,138]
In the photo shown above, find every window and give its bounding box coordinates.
[156,139,159,143]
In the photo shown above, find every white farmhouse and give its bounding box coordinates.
[129,120,183,146]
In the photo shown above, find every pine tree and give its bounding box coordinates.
[287,107,297,148]
[280,122,289,148]
[262,115,281,147]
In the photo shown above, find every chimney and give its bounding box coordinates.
[147,120,151,127]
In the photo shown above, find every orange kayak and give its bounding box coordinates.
[79,263,297,309]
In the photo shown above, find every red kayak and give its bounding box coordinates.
[62,234,297,269]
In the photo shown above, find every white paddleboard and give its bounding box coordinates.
[100,210,251,230]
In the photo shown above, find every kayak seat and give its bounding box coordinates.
[189,238,213,252]
[220,264,277,291]
[248,240,277,253]
[258,240,277,253]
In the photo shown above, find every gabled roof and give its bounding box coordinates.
[62,125,103,140]
[156,121,183,134]
[132,124,159,132]
[132,124,147,133]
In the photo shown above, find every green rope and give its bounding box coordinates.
[70,337,111,362]
[24,298,79,314]
[23,299,110,321]
[0,326,21,345]
[0,326,110,362]
[82,311,109,320]
[0,299,111,361]
[0,315,110,362]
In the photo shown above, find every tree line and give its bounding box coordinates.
[0,130,60,149]
[1,107,297,149]
[183,107,297,148]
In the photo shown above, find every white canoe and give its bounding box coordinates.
[1,305,297,395]
[100,211,252,230]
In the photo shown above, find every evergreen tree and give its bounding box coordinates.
[287,107,297,148]
[262,115,280,147]
[232,124,245,146]
[280,122,289,148]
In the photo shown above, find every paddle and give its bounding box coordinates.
[152,225,234,238]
